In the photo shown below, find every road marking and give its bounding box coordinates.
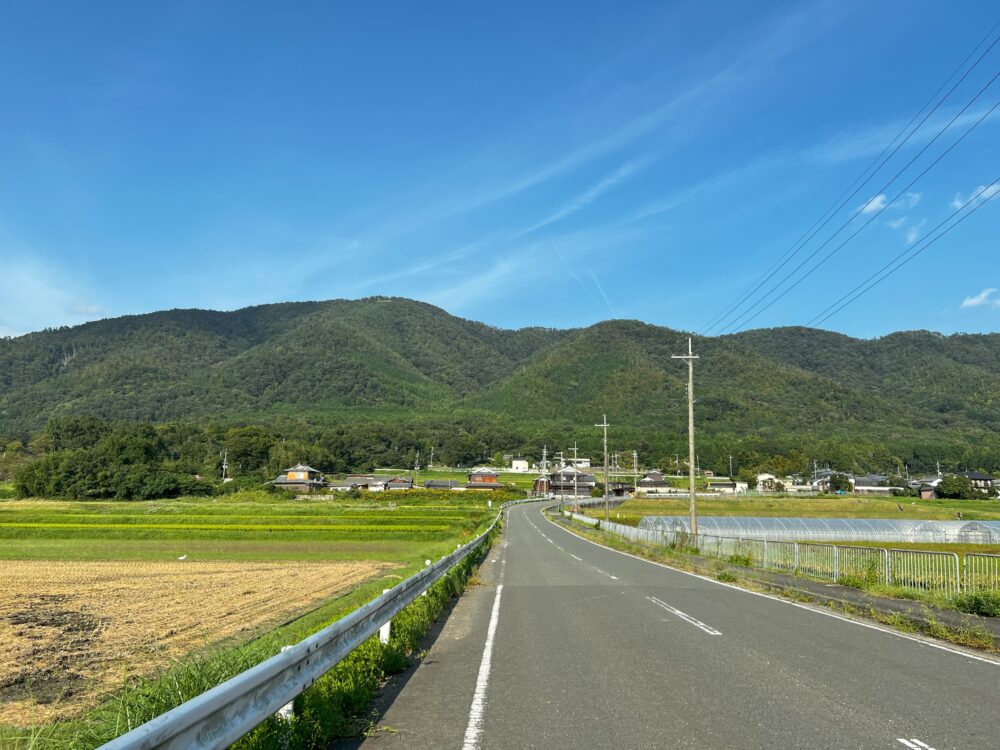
[647,596,722,635]
[462,583,505,747]
[538,507,1000,666]
[897,740,935,749]
[570,554,582,561]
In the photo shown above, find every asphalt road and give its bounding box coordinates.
[355,503,1000,749]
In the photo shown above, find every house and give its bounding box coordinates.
[706,480,748,494]
[533,475,551,494]
[918,484,938,500]
[466,470,505,491]
[635,470,675,495]
[386,477,414,491]
[510,458,530,472]
[548,466,596,496]
[851,474,894,495]
[468,470,499,483]
[270,464,327,493]
[565,457,592,469]
[962,471,995,494]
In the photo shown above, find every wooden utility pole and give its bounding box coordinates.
[672,338,699,536]
[596,415,610,521]
[632,450,638,495]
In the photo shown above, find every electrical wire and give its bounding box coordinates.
[702,22,1000,335]
[720,78,1000,333]
[809,178,1000,327]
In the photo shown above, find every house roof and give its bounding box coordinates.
[286,464,320,473]
[424,479,461,488]
[963,471,994,481]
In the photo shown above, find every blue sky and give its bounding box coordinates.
[1,1,998,338]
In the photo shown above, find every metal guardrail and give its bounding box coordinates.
[570,513,992,597]
[100,498,539,750]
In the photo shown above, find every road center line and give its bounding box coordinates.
[897,740,935,749]
[570,554,582,561]
[540,507,1000,665]
[646,596,722,635]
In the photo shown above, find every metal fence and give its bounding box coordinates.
[964,553,1000,592]
[573,513,987,597]
[100,498,541,750]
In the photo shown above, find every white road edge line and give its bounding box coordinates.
[538,507,1000,667]
[647,596,722,635]
[462,583,504,750]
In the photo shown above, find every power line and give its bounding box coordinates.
[703,23,1000,335]
[721,78,1000,333]
[808,178,1000,327]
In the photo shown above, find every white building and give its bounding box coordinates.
[511,458,530,472]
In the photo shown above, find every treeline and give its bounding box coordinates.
[7,414,1000,501]
[5,416,527,500]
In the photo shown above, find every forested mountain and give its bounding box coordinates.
[2,297,1000,476]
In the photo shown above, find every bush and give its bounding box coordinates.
[953,590,1000,617]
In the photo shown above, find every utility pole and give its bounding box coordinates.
[672,337,699,536]
[573,442,579,500]
[414,450,420,486]
[633,450,639,495]
[221,449,229,481]
[729,454,734,480]
[541,445,548,474]
[596,415,610,521]
[429,446,434,468]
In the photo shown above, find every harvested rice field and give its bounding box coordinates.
[0,559,390,724]
[0,488,509,737]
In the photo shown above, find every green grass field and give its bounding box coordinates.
[0,490,501,562]
[588,495,1000,526]
[379,466,540,490]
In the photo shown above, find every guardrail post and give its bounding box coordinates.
[277,646,295,721]
[793,542,799,573]
[884,549,891,585]
[833,545,839,580]
[379,590,392,644]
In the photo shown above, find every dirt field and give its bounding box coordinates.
[0,559,391,725]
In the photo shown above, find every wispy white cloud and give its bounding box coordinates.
[961,288,999,309]
[807,105,1000,165]
[349,3,835,250]
[885,217,907,230]
[588,270,617,319]
[860,194,888,214]
[905,225,920,245]
[513,159,647,239]
[0,248,103,337]
[951,183,1000,210]
[902,192,921,208]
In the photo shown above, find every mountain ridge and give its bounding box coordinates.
[2,298,999,470]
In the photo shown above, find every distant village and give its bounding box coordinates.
[267,456,1000,500]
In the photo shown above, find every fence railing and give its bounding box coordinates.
[100,498,540,750]
[569,512,986,597]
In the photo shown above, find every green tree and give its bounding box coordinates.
[937,473,980,500]
[829,473,852,493]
